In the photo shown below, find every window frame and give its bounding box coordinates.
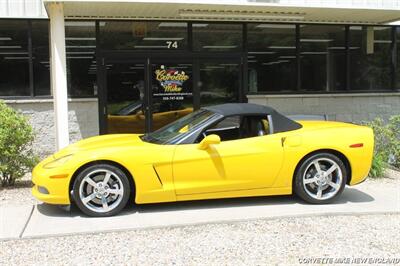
[198,113,274,143]
[0,18,399,100]
[245,22,400,94]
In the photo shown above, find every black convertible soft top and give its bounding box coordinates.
[203,103,302,133]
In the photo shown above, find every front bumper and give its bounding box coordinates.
[31,159,72,205]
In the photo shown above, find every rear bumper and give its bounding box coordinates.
[349,173,368,186]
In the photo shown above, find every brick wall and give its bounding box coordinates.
[247,93,400,122]
[5,98,99,158]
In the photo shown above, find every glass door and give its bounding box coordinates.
[150,60,194,131]
[105,61,147,134]
[199,59,241,106]
[101,57,241,134]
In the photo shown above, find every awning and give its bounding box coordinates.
[43,0,400,24]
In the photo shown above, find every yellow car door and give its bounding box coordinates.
[172,134,284,195]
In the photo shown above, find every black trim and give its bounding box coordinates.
[145,57,152,132]
[96,21,107,134]
[193,58,200,110]
[188,22,193,52]
[391,26,397,90]
[296,24,301,91]
[345,25,350,91]
[242,22,248,102]
[27,20,34,97]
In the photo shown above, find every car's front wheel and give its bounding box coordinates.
[72,164,131,217]
[294,153,347,204]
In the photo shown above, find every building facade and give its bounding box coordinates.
[1,0,400,157]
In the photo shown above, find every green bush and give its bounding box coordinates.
[0,101,38,186]
[369,152,386,178]
[387,115,400,168]
[364,115,400,178]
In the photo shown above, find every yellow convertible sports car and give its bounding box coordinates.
[32,103,374,217]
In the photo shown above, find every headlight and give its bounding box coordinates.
[43,154,73,169]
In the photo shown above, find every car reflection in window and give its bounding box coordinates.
[107,100,193,134]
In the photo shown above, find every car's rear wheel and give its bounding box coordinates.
[72,164,130,217]
[294,153,347,204]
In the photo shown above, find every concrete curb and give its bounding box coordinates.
[0,205,34,241]
[15,210,400,241]
[1,181,399,241]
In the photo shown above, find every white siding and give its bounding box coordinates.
[249,0,400,9]
[1,0,399,19]
[0,0,47,18]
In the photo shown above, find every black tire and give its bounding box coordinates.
[294,152,347,204]
[72,164,131,217]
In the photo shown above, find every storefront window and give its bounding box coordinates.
[300,25,346,92]
[199,61,239,105]
[0,20,30,96]
[106,62,146,134]
[349,26,392,91]
[32,20,50,96]
[193,23,242,51]
[100,21,188,50]
[65,21,97,96]
[247,24,296,92]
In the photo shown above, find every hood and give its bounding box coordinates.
[53,134,150,158]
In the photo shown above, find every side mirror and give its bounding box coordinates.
[198,134,221,150]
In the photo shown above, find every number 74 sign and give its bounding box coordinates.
[166,41,178,49]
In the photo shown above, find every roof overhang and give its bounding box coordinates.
[43,0,400,25]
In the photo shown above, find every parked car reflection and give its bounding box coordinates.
[107,100,193,133]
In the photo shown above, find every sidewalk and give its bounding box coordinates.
[1,180,399,240]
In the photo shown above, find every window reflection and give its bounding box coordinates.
[193,23,242,51]
[247,24,296,92]
[65,21,97,97]
[200,62,239,105]
[350,26,392,91]
[100,21,187,50]
[300,25,346,92]
[32,20,50,96]
[107,63,146,134]
[0,20,30,96]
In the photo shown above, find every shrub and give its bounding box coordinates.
[369,152,386,178]
[0,101,38,186]
[364,115,400,177]
[387,115,400,168]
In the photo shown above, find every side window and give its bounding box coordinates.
[201,115,241,142]
[199,115,271,142]
[211,116,240,130]
[240,115,270,137]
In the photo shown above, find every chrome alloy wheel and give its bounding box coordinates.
[302,158,343,200]
[78,169,124,213]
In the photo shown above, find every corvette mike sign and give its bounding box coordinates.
[153,65,192,101]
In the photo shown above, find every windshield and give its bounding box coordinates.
[142,109,217,144]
